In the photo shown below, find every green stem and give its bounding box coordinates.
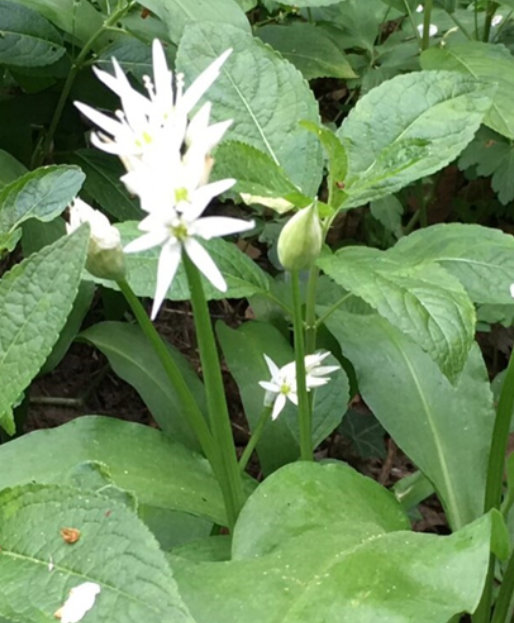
[183,256,245,529]
[491,550,514,623]
[314,293,354,328]
[304,266,319,354]
[117,279,217,469]
[473,350,514,623]
[35,1,135,166]
[403,0,422,46]
[291,271,313,461]
[422,0,434,50]
[483,1,499,42]
[474,0,480,39]
[239,406,273,472]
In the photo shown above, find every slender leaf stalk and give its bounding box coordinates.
[473,350,514,623]
[422,0,434,51]
[483,1,500,42]
[36,1,135,166]
[183,255,245,529]
[117,279,218,468]
[239,406,273,472]
[491,550,514,623]
[291,270,313,461]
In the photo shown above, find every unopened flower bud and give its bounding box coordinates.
[67,198,125,281]
[277,203,322,271]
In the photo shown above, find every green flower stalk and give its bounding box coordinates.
[278,203,322,271]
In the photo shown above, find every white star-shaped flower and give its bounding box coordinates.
[54,582,101,623]
[124,190,254,319]
[259,352,339,420]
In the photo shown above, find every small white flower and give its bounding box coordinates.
[492,14,503,27]
[66,198,120,250]
[75,40,232,170]
[124,194,254,319]
[259,351,339,420]
[54,582,101,623]
[510,283,514,298]
[416,4,423,12]
[417,23,438,37]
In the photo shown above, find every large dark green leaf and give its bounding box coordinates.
[324,310,494,529]
[170,462,502,623]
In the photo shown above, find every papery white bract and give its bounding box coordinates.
[259,351,339,420]
[54,582,101,623]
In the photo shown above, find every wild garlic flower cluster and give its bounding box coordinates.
[74,40,254,319]
[259,351,339,420]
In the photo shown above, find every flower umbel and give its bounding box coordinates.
[76,39,254,319]
[259,351,339,420]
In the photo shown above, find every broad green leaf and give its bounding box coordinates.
[80,321,206,451]
[0,149,26,188]
[234,0,256,10]
[176,22,323,196]
[212,141,311,212]
[0,0,65,67]
[0,484,194,623]
[339,408,387,460]
[324,310,495,529]
[139,0,250,43]
[257,23,356,80]
[91,221,270,302]
[0,226,88,433]
[171,461,500,623]
[388,223,514,305]
[300,120,348,209]
[68,149,142,221]
[318,246,476,380]
[0,165,85,242]
[421,42,514,140]
[458,128,514,205]
[11,0,104,44]
[0,415,227,525]
[21,216,65,255]
[337,70,495,208]
[216,320,299,474]
[279,0,343,5]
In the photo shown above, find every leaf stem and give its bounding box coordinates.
[35,1,135,166]
[491,549,514,623]
[422,0,434,50]
[183,255,246,529]
[239,406,273,472]
[314,293,354,328]
[116,279,218,470]
[473,349,514,623]
[483,1,499,42]
[291,270,313,461]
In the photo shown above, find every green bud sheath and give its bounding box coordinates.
[86,238,126,282]
[277,203,322,271]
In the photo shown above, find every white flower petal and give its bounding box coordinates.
[152,39,174,110]
[263,354,281,380]
[75,102,122,138]
[184,237,227,291]
[287,390,298,406]
[272,393,286,420]
[510,283,514,298]
[259,380,279,393]
[124,228,169,253]
[186,179,236,221]
[194,216,254,240]
[180,48,232,114]
[151,241,182,319]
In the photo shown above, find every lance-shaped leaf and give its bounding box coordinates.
[0,226,88,433]
[318,245,475,380]
[170,462,504,623]
[0,0,65,66]
[0,415,228,525]
[387,223,514,305]
[337,70,494,208]
[176,22,323,196]
[0,483,195,623]
[323,310,495,529]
